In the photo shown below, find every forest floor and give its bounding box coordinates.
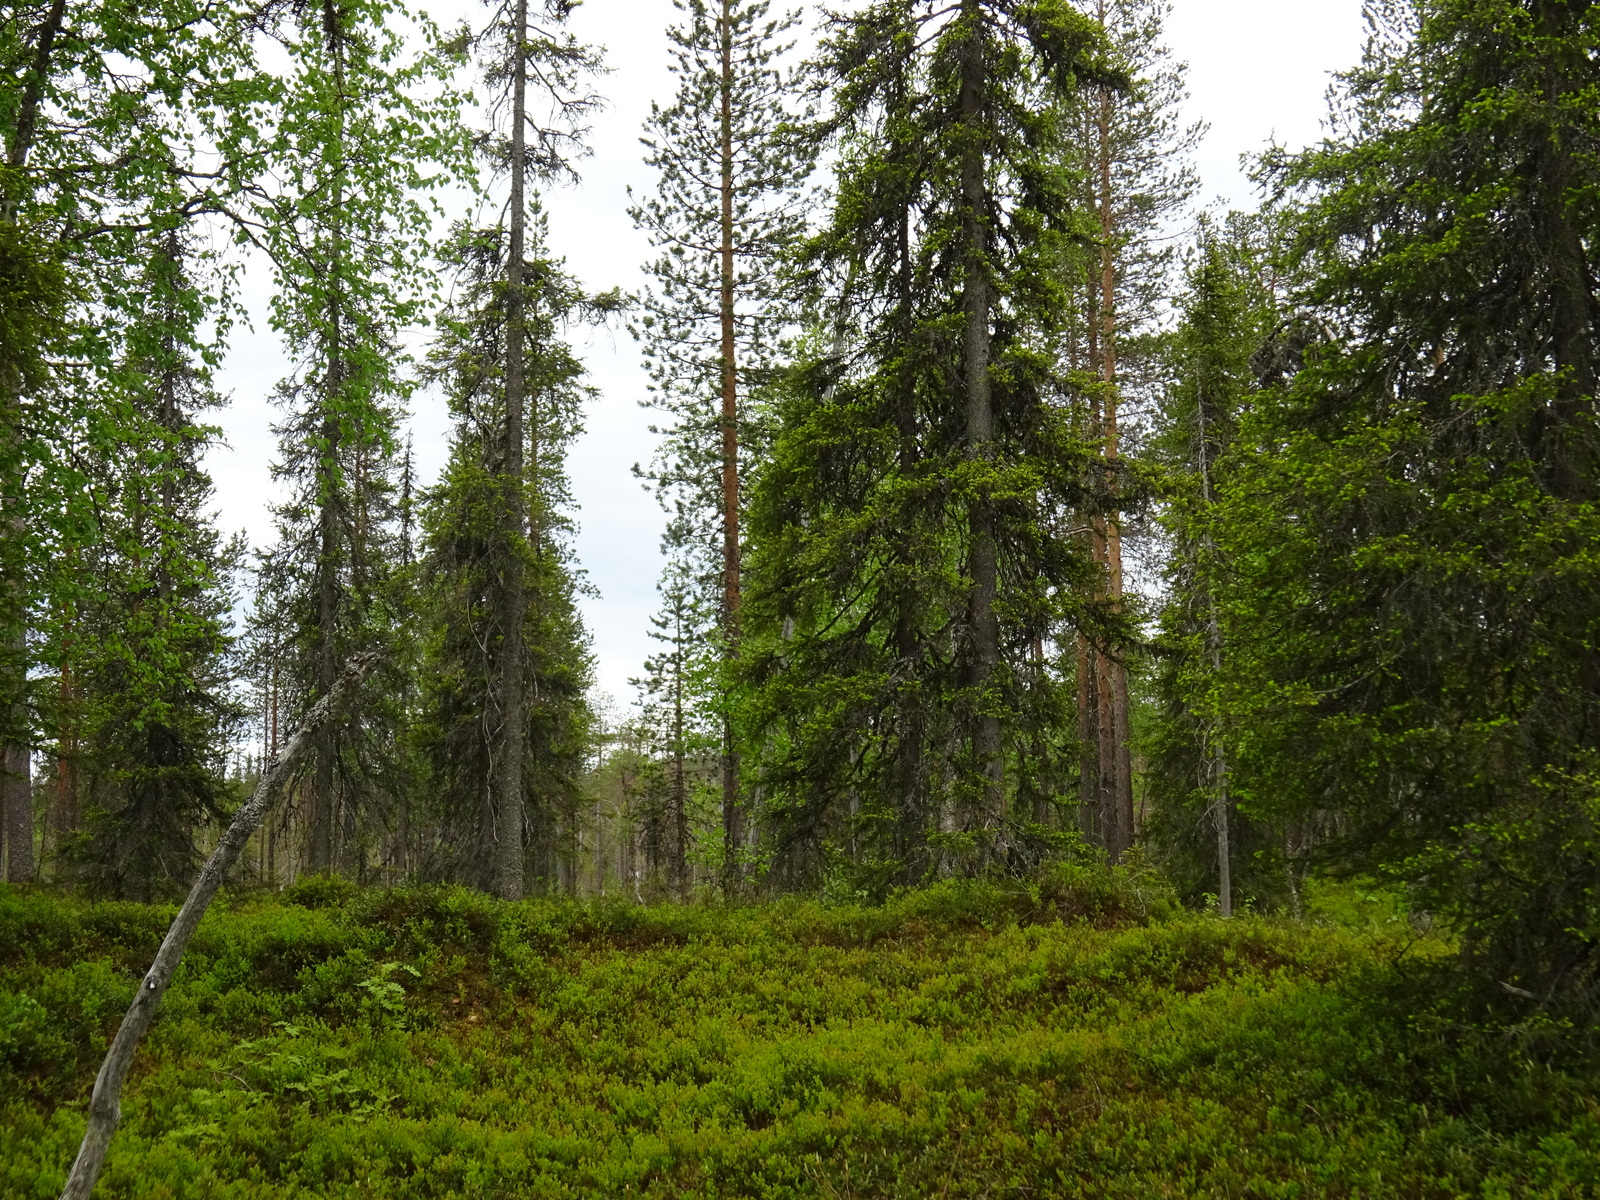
[2,869,1598,1199]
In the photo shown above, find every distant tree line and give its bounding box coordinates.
[4,0,1599,1025]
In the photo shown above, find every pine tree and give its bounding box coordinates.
[1058,0,1199,858]
[742,0,1124,886]
[629,0,813,889]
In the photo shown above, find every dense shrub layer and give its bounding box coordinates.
[1,869,1596,1198]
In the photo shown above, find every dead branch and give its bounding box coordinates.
[58,650,382,1200]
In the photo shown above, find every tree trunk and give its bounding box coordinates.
[3,738,30,882]
[959,0,1002,824]
[671,656,688,899]
[0,0,68,888]
[1078,263,1109,850]
[57,651,380,1200]
[717,0,743,893]
[1076,633,1097,841]
[1195,341,1231,916]
[890,127,927,880]
[4,0,67,208]
[312,477,338,874]
[495,0,530,901]
[1095,75,1134,859]
[310,0,350,876]
[49,654,75,871]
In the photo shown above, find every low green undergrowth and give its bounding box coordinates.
[1,867,1596,1198]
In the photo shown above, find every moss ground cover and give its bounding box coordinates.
[2,869,1597,1198]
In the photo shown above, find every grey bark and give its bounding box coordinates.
[3,738,31,881]
[1195,343,1231,916]
[58,650,380,1200]
[716,0,744,895]
[495,0,530,901]
[959,0,1003,819]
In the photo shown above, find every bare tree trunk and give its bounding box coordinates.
[58,651,380,1200]
[891,163,926,881]
[1076,633,1097,842]
[716,0,744,895]
[959,0,1002,829]
[1195,338,1231,916]
[4,738,31,881]
[312,480,338,875]
[672,663,688,900]
[593,792,605,895]
[495,0,530,901]
[1078,268,1111,852]
[49,638,76,871]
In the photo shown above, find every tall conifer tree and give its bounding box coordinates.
[254,0,455,878]
[1217,0,1600,1013]
[1059,0,1198,857]
[465,0,603,899]
[744,0,1123,885]
[418,215,604,893]
[1146,213,1284,914]
[630,0,813,888]
[635,555,716,895]
[68,230,244,899]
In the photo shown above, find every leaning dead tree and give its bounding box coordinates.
[58,650,382,1200]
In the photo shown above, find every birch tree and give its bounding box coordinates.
[0,0,268,881]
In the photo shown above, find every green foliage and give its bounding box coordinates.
[0,218,65,755]
[1145,211,1291,910]
[60,231,245,900]
[1200,0,1600,1023]
[415,214,600,891]
[250,0,466,878]
[5,881,1598,1197]
[743,0,1129,884]
[2,0,279,803]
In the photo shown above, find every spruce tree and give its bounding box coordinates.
[629,0,813,889]
[67,230,244,900]
[418,214,606,893]
[1145,212,1284,914]
[253,0,456,878]
[743,0,1123,885]
[1218,0,1600,1014]
[463,0,603,899]
[634,555,717,895]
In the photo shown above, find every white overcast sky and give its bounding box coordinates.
[206,0,1368,708]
